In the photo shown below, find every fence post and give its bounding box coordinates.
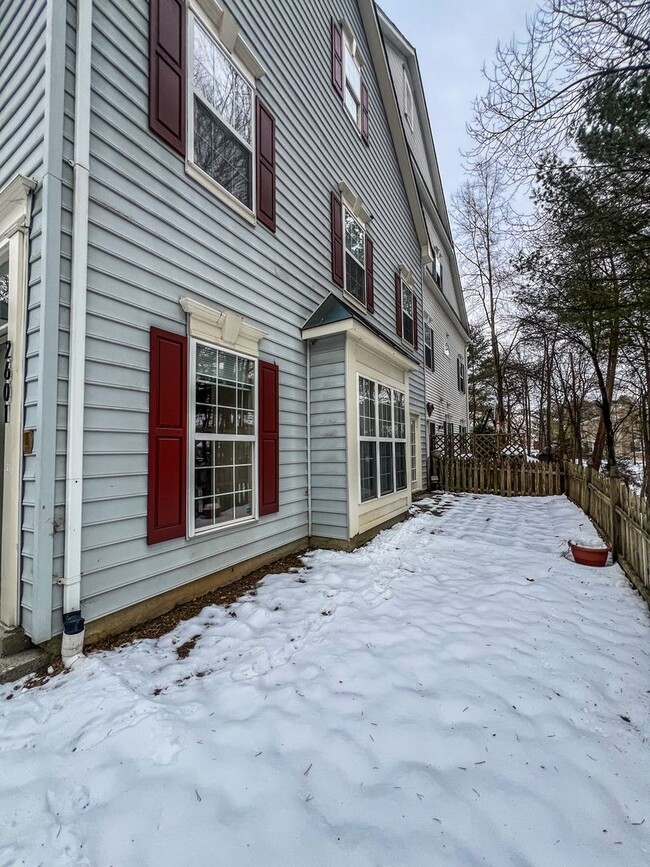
[585,466,592,517]
[609,469,621,563]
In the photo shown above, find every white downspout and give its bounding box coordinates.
[61,0,93,666]
[306,340,312,540]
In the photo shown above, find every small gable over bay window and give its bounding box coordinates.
[148,0,276,230]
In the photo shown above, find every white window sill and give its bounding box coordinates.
[343,289,369,315]
[186,160,256,226]
[359,487,409,509]
[188,515,258,540]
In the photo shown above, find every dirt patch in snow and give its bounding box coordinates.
[89,551,309,651]
[20,551,309,688]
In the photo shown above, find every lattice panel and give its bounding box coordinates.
[431,433,528,462]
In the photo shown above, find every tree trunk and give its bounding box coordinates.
[590,333,619,470]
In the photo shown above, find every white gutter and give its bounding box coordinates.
[306,340,312,539]
[61,0,93,666]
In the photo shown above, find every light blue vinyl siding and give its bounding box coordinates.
[0,0,51,638]
[19,0,425,636]
[0,0,47,187]
[309,334,348,540]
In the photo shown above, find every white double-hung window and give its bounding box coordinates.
[192,341,256,532]
[401,283,415,345]
[190,14,254,209]
[344,205,366,304]
[359,376,407,502]
[343,35,362,123]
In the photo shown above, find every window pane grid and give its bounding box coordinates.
[344,207,366,305]
[191,17,253,208]
[358,377,407,502]
[193,342,256,532]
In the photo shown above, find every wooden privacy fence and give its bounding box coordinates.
[564,463,650,604]
[438,457,563,497]
[433,448,650,605]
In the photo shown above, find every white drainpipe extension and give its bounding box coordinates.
[306,340,312,539]
[61,0,92,666]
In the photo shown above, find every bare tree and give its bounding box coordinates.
[452,162,522,430]
[469,0,650,176]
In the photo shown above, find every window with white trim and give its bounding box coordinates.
[457,356,466,393]
[192,340,256,532]
[404,70,414,130]
[429,251,443,289]
[344,205,366,304]
[410,415,418,483]
[189,13,254,209]
[424,318,434,371]
[401,282,415,346]
[359,376,407,502]
[343,31,362,124]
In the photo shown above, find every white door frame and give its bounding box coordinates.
[0,175,35,628]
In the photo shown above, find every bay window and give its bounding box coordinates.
[192,341,256,532]
[358,376,407,502]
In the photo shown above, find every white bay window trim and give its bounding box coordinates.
[358,374,407,503]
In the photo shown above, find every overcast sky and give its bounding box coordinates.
[379,0,540,202]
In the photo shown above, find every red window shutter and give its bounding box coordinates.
[331,18,343,98]
[413,294,419,350]
[259,360,280,516]
[365,235,374,312]
[361,82,369,146]
[256,97,276,232]
[395,273,403,338]
[331,191,344,288]
[148,327,187,544]
[149,0,186,155]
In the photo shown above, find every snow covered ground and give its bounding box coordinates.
[2,494,649,867]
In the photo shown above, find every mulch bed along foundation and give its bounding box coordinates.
[17,552,309,692]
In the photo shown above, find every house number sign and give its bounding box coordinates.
[4,339,12,423]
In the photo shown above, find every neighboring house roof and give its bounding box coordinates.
[359,1,470,339]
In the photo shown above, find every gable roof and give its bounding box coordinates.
[358,1,470,338]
